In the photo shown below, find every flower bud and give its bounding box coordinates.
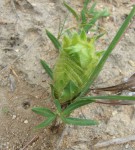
[53,31,103,104]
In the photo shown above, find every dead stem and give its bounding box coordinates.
[21,135,39,150]
[94,135,135,148]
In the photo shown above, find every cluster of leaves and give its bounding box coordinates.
[64,0,109,33]
[32,1,135,128]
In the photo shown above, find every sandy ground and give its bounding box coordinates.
[0,0,135,150]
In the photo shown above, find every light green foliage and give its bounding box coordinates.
[53,31,103,103]
[63,1,109,32]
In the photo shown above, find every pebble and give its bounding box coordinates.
[125,143,129,149]
[24,120,28,124]
[112,111,118,116]
[128,60,135,67]
[12,115,16,120]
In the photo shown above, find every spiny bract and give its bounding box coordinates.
[53,30,103,104]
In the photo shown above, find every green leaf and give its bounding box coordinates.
[79,6,135,97]
[80,29,87,40]
[50,84,55,99]
[95,33,105,40]
[60,80,78,101]
[35,116,56,128]
[46,29,61,50]
[83,13,101,32]
[83,0,91,9]
[63,2,79,21]
[62,99,95,116]
[58,14,69,39]
[89,2,96,14]
[81,9,87,25]
[83,4,109,32]
[62,117,98,126]
[101,8,110,17]
[32,107,55,117]
[81,95,135,101]
[40,59,53,79]
[54,99,62,113]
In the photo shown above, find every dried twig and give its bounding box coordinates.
[21,135,39,150]
[94,135,135,148]
[91,73,135,92]
[10,66,20,82]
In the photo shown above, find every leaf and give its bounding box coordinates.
[95,33,105,40]
[35,116,56,128]
[83,3,109,32]
[63,2,79,21]
[81,95,135,101]
[60,80,78,101]
[81,9,87,25]
[89,2,97,14]
[40,59,53,79]
[83,0,91,10]
[58,14,69,39]
[46,29,61,50]
[79,6,135,97]
[83,13,101,32]
[84,9,109,32]
[62,117,98,126]
[101,8,110,17]
[32,107,55,117]
[50,84,55,99]
[62,99,95,116]
[54,99,62,113]
[80,29,87,40]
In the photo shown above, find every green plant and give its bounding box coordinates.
[32,1,135,128]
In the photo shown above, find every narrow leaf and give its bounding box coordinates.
[40,59,53,79]
[79,6,135,97]
[46,29,61,50]
[89,2,97,14]
[63,2,79,21]
[62,99,95,116]
[62,117,98,126]
[80,29,87,40]
[81,95,135,101]
[32,107,55,117]
[81,9,87,24]
[84,11,108,32]
[54,99,62,113]
[35,116,56,128]
[83,14,101,32]
[60,80,78,101]
[83,0,91,9]
[50,84,55,98]
[58,14,69,39]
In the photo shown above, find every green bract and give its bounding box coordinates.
[53,31,103,104]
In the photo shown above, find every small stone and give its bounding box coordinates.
[15,49,19,52]
[128,60,135,67]
[24,120,28,124]
[12,115,16,120]
[112,111,117,116]
[125,144,129,149]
